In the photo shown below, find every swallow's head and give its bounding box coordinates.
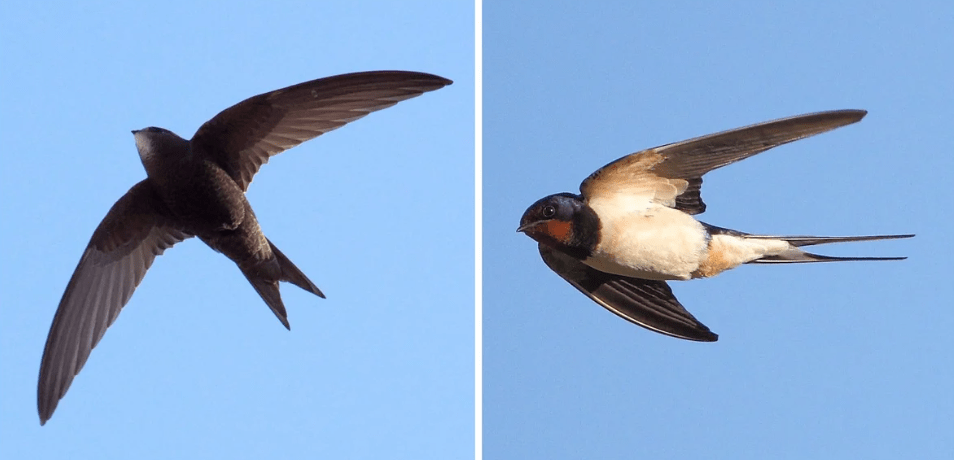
[518,193,599,258]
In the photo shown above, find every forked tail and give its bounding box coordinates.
[240,239,325,330]
[745,234,914,263]
[267,238,325,298]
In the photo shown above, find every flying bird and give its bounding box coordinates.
[38,71,452,425]
[518,110,912,343]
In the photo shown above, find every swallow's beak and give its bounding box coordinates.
[517,220,545,234]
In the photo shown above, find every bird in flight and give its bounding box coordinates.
[38,71,452,425]
[518,110,911,343]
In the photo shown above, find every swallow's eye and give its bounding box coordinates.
[542,205,556,218]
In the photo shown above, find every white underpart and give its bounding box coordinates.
[584,189,796,280]
[585,192,710,280]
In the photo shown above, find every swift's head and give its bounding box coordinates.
[131,127,188,174]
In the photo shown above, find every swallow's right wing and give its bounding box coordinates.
[580,110,867,215]
[38,180,191,425]
[538,244,718,342]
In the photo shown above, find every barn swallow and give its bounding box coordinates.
[38,71,452,424]
[518,110,912,342]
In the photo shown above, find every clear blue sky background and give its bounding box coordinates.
[0,2,473,459]
[3,2,953,459]
[485,2,952,460]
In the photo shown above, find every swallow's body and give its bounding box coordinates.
[519,110,912,342]
[39,71,451,424]
[584,198,709,280]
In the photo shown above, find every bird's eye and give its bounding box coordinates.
[542,205,556,218]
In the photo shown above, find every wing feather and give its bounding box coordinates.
[539,244,717,342]
[38,180,191,424]
[580,110,867,214]
[191,71,452,191]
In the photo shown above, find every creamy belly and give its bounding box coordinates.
[583,204,710,280]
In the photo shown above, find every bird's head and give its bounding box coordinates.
[518,193,598,258]
[131,127,188,174]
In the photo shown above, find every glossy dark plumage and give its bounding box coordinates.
[519,110,912,342]
[38,71,452,425]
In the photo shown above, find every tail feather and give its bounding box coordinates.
[267,238,325,298]
[745,233,914,247]
[752,252,907,264]
[241,240,323,330]
[745,233,913,264]
[244,274,291,329]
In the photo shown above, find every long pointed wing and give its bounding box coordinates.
[191,71,453,191]
[580,110,867,215]
[38,180,191,424]
[538,244,718,342]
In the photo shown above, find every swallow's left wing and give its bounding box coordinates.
[580,110,867,215]
[191,71,452,191]
[538,244,718,342]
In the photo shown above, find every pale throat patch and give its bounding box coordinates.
[134,134,155,162]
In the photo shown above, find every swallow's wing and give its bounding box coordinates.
[580,110,867,215]
[38,180,191,425]
[538,244,717,342]
[191,71,452,191]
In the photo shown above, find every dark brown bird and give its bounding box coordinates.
[38,71,452,425]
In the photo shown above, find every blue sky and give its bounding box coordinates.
[0,2,473,459]
[3,1,953,460]
[485,2,952,459]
